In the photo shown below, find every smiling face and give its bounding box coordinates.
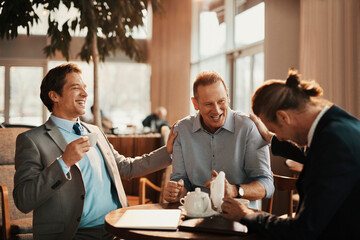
[192,81,230,133]
[50,72,88,121]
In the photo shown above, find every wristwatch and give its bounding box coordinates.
[236,184,244,198]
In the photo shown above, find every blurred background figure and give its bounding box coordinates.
[142,106,170,133]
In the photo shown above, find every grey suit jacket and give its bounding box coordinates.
[13,119,171,239]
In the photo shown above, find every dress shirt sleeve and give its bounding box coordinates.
[57,157,71,179]
[168,128,192,191]
[243,121,274,198]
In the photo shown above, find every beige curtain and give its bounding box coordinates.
[299,0,360,118]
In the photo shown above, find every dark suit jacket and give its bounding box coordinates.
[13,119,171,240]
[241,105,360,240]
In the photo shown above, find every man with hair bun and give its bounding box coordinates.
[221,69,360,239]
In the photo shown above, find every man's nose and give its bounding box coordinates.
[213,103,221,114]
[81,89,88,97]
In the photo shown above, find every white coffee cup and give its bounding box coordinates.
[84,133,98,147]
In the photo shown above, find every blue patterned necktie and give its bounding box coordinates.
[73,123,82,135]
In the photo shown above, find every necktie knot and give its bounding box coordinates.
[73,123,82,135]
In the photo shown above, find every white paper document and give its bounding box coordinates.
[114,209,182,230]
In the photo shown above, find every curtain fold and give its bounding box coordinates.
[299,0,360,118]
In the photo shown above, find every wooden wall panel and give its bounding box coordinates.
[149,0,192,125]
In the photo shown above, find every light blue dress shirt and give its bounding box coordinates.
[171,108,274,209]
[50,115,120,227]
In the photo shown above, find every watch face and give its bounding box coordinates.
[239,186,244,197]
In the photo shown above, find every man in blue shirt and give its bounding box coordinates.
[164,70,274,209]
[13,63,174,240]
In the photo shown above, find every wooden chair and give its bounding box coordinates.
[138,165,172,204]
[267,174,298,218]
[0,128,33,240]
[285,159,303,178]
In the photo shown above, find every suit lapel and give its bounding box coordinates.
[83,123,129,207]
[45,119,68,152]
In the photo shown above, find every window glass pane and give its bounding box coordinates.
[199,0,226,57]
[234,56,251,114]
[198,55,227,86]
[97,62,151,131]
[9,67,43,126]
[234,2,264,47]
[0,67,4,123]
[253,52,264,92]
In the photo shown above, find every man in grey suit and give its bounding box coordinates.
[13,63,174,240]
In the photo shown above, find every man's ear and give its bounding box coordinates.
[48,91,59,103]
[276,110,291,125]
[191,97,199,111]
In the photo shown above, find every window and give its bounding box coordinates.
[233,51,264,113]
[199,2,226,58]
[9,66,44,125]
[191,0,264,115]
[234,2,264,47]
[96,62,151,130]
[1,3,152,129]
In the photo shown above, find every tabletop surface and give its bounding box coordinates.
[105,203,268,240]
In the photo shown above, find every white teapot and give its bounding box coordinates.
[180,187,213,217]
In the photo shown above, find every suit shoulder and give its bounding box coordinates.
[18,124,45,137]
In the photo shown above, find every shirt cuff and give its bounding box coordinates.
[255,177,275,199]
[57,156,71,179]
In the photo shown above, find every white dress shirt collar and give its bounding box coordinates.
[307,105,330,148]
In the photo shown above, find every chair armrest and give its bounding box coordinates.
[139,178,162,205]
[1,185,11,240]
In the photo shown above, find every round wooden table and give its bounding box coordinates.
[105,203,267,240]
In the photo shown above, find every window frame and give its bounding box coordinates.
[191,0,265,113]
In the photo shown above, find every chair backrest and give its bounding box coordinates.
[0,128,33,221]
[267,174,298,218]
[285,159,303,178]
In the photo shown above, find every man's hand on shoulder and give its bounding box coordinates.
[249,114,274,143]
[166,122,178,154]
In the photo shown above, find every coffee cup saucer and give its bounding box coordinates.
[178,206,219,218]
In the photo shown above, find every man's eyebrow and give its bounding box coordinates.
[70,83,86,88]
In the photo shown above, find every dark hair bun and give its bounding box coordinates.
[286,68,300,88]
